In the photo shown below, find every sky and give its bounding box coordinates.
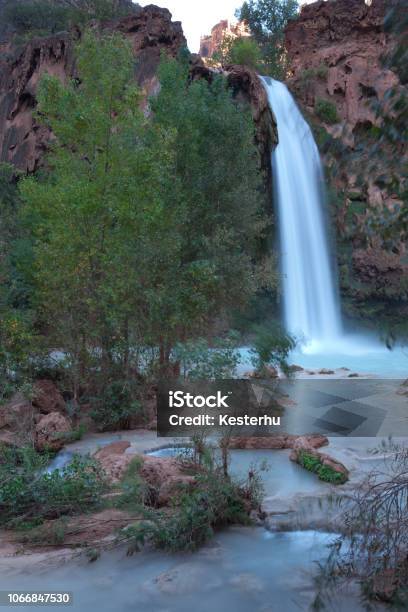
[137,1,317,53]
[137,0,241,52]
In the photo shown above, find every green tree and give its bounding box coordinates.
[236,0,299,78]
[0,164,35,399]
[150,56,271,369]
[20,34,270,405]
[20,31,174,400]
[211,35,262,71]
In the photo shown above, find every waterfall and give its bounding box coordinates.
[261,77,342,349]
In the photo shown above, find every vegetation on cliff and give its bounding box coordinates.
[1,0,136,39]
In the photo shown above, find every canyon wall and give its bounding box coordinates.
[0,5,185,173]
[0,4,275,180]
[285,0,407,323]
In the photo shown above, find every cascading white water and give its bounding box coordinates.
[261,77,342,348]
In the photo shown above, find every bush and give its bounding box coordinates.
[4,2,71,36]
[0,447,107,528]
[227,38,262,70]
[315,98,339,125]
[298,450,347,485]
[90,380,142,431]
[174,333,240,380]
[115,456,153,510]
[250,322,296,375]
[313,441,408,607]
[122,463,263,552]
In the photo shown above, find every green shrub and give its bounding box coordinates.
[174,333,240,380]
[90,380,142,431]
[315,98,339,124]
[0,448,107,528]
[227,38,262,70]
[115,456,153,510]
[298,450,347,485]
[250,323,296,375]
[4,1,71,36]
[122,466,262,552]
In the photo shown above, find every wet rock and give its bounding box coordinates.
[293,435,329,450]
[35,412,72,452]
[32,380,66,415]
[226,64,278,189]
[353,246,408,295]
[250,365,279,379]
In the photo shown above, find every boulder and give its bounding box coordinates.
[93,442,133,482]
[93,442,194,505]
[140,456,195,506]
[293,434,330,450]
[35,412,72,452]
[32,380,66,414]
[0,393,36,431]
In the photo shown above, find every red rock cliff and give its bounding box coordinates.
[285,0,399,130]
[0,5,186,173]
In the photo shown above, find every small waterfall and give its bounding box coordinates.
[261,77,342,348]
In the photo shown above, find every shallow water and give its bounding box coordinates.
[45,451,75,473]
[146,447,327,497]
[0,528,374,612]
[239,344,408,377]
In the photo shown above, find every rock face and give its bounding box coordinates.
[35,411,72,452]
[285,0,407,316]
[199,19,249,59]
[0,7,277,184]
[0,392,33,430]
[0,5,186,173]
[226,65,277,189]
[32,380,66,415]
[285,0,398,130]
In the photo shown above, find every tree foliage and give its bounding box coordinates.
[210,35,262,71]
[18,33,269,403]
[236,0,299,78]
